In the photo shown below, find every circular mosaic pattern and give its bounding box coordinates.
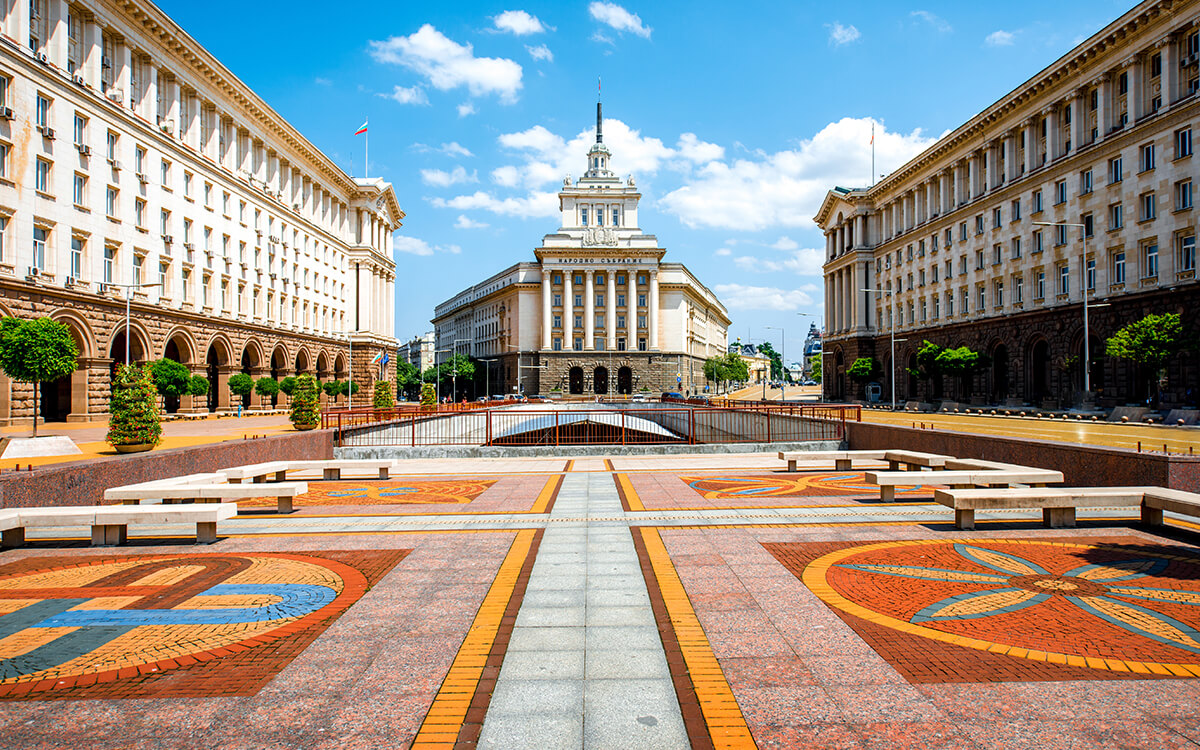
[0,554,364,688]
[803,539,1200,672]
[270,480,496,507]
[685,472,930,499]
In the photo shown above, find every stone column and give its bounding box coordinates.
[215,365,233,411]
[82,13,101,88]
[145,59,158,124]
[1161,36,1179,108]
[825,275,834,336]
[1127,54,1144,124]
[8,0,29,52]
[564,271,574,349]
[939,172,950,213]
[584,270,595,349]
[649,269,659,350]
[541,269,552,349]
[855,263,869,331]
[857,214,868,247]
[47,0,67,67]
[607,271,616,350]
[1045,106,1060,162]
[1070,91,1086,152]
[1002,132,1017,183]
[1024,119,1038,173]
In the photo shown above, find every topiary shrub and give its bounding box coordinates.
[106,363,162,449]
[279,376,298,398]
[322,379,344,403]
[373,380,395,409]
[228,372,254,408]
[0,316,79,437]
[290,373,320,429]
[255,377,280,407]
[420,382,437,411]
[187,375,210,396]
[149,358,190,399]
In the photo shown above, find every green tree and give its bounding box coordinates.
[935,346,986,397]
[373,380,395,409]
[438,354,475,399]
[0,317,79,437]
[290,373,321,429]
[149,358,190,399]
[255,377,280,407]
[106,363,162,449]
[396,361,421,400]
[756,341,784,381]
[279,376,298,398]
[322,379,344,402]
[187,375,209,396]
[807,355,822,384]
[420,382,437,409]
[847,357,881,398]
[228,372,255,408]
[1106,312,1192,407]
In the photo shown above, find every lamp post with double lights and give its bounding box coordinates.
[106,281,164,366]
[479,358,497,401]
[860,288,906,410]
[1032,221,1108,400]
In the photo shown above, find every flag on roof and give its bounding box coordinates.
[354,119,368,136]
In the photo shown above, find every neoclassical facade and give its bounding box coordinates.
[432,104,730,396]
[0,0,404,423]
[818,0,1200,408]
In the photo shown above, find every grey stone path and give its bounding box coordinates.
[477,473,688,750]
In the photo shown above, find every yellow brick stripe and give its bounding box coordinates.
[640,528,757,749]
[410,529,538,749]
[616,473,646,511]
[530,474,561,514]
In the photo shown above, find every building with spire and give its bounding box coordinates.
[431,100,730,397]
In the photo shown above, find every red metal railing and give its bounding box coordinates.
[328,403,856,448]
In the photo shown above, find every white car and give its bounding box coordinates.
[631,393,647,403]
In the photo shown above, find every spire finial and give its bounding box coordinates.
[596,76,603,144]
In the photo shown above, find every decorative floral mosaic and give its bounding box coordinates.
[241,479,498,507]
[0,550,406,699]
[683,473,931,499]
[769,538,1200,683]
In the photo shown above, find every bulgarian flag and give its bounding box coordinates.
[354,119,368,136]
[370,352,384,365]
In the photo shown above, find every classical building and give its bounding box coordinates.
[432,103,730,397]
[0,0,404,424]
[801,323,822,379]
[818,0,1200,409]
[397,331,435,372]
[728,342,770,384]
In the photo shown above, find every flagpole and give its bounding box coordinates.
[365,118,369,179]
[871,121,875,187]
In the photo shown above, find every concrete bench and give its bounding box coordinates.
[1141,487,1200,525]
[865,468,1064,501]
[934,486,1146,529]
[883,450,953,471]
[778,450,886,472]
[0,503,238,547]
[270,460,393,481]
[110,472,228,492]
[220,462,291,484]
[105,482,308,514]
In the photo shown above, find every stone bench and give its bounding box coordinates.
[865,468,1064,502]
[270,460,393,481]
[883,450,953,471]
[0,503,238,547]
[109,472,228,492]
[219,462,291,484]
[104,482,308,514]
[1141,487,1200,525]
[778,450,886,472]
[933,486,1148,529]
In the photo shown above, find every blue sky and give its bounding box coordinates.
[158,0,1132,362]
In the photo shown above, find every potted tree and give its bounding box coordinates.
[420,382,437,412]
[0,317,79,437]
[373,380,395,409]
[290,373,320,430]
[106,363,162,453]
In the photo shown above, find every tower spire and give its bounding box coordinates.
[596,76,603,144]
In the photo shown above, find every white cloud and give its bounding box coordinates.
[659,116,941,231]
[526,43,554,62]
[732,248,824,277]
[457,102,477,117]
[714,247,732,257]
[588,2,652,39]
[440,142,473,158]
[492,10,549,35]
[383,85,429,105]
[911,10,951,33]
[827,22,860,46]
[713,283,813,312]
[590,31,615,46]
[314,77,332,86]
[394,236,463,256]
[431,190,559,219]
[491,165,522,187]
[369,25,523,103]
[676,133,724,163]
[770,237,799,251]
[420,166,477,187]
[454,215,489,229]
[986,30,1015,46]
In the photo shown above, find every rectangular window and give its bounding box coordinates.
[638,315,647,329]
[1141,192,1157,221]
[637,293,647,307]
[30,226,46,270]
[135,146,145,174]
[993,207,1002,228]
[573,337,582,351]
[35,94,49,128]
[552,293,561,306]
[1109,203,1123,230]
[617,315,626,329]
[0,142,7,179]
[183,171,193,198]
[638,338,647,352]
[1011,199,1021,220]
[1033,230,1043,253]
[1036,271,1046,300]
[552,315,561,329]
[1177,128,1193,159]
[573,294,582,307]
[159,261,169,293]
[993,244,1002,265]
[1055,225,1068,246]
[595,209,603,227]
[947,291,954,317]
[106,186,117,218]
[35,159,50,192]
[1080,169,1093,194]
[1112,251,1126,284]
[1083,213,1094,238]
[977,285,985,311]
[72,172,85,206]
[135,199,146,228]
[959,222,967,241]
[1109,156,1123,184]
[160,159,170,187]
[160,209,170,236]
[612,208,619,226]
[1143,243,1159,278]
[1180,234,1196,272]
[1059,264,1070,295]
[1140,143,1156,172]
[994,279,1004,308]
[1033,190,1043,213]
[580,208,588,226]
[1055,180,1067,205]
[1177,180,1194,211]
[1011,237,1022,259]
[132,254,143,286]
[975,214,984,235]
[69,236,82,278]
[1014,274,1024,304]
[72,113,85,146]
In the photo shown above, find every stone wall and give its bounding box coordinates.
[536,352,708,396]
[0,428,334,508]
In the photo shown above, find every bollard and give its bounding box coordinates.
[1138,441,1142,452]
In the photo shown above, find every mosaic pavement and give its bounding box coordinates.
[0,451,1199,749]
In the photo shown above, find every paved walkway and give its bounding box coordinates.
[2,451,1200,749]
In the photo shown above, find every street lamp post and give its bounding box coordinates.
[1033,221,1097,397]
[479,358,498,400]
[765,325,785,400]
[860,288,902,410]
[106,282,164,366]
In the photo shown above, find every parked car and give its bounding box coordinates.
[661,392,684,401]
[527,394,548,402]
[490,395,507,401]
[631,393,647,403]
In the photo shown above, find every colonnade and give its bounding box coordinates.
[540,268,658,351]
